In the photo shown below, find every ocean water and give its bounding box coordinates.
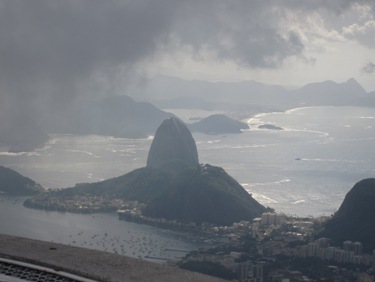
[0,106,374,256]
[243,106,375,216]
[1,106,375,216]
[0,196,202,262]
[0,135,152,189]
[157,106,373,216]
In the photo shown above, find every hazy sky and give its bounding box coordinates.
[145,0,375,91]
[0,0,374,117]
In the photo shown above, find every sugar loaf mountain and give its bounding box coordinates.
[25,117,266,226]
[320,178,375,252]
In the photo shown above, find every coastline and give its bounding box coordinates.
[0,196,203,262]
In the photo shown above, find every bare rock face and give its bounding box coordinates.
[147,117,199,167]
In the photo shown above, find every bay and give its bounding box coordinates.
[0,196,202,262]
[0,105,374,258]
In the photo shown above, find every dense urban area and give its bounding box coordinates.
[121,206,375,281]
[25,195,375,281]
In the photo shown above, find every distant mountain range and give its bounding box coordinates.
[1,76,374,152]
[143,75,371,110]
[39,95,174,138]
[289,78,367,106]
[1,95,174,152]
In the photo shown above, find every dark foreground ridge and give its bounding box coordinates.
[320,178,375,252]
[0,234,223,282]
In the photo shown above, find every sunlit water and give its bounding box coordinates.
[1,106,374,258]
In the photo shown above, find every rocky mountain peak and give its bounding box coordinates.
[146,117,199,167]
[345,77,367,95]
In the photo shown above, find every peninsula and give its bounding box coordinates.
[25,117,266,226]
[0,166,44,195]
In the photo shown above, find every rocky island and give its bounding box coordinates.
[258,124,283,130]
[188,114,249,135]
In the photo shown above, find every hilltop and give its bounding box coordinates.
[147,117,199,167]
[0,166,44,195]
[320,178,375,252]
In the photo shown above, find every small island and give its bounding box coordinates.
[188,114,249,134]
[258,124,283,130]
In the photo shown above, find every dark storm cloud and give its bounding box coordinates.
[0,0,174,105]
[169,1,305,68]
[0,0,370,149]
[0,0,363,109]
[165,0,370,68]
[0,0,178,149]
[0,0,308,133]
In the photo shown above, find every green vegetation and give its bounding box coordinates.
[143,163,265,225]
[0,166,44,195]
[26,117,266,226]
[30,161,265,226]
[56,166,172,204]
[320,178,375,252]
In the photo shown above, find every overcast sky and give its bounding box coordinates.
[0,0,374,117]
[146,0,375,91]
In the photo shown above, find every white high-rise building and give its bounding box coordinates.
[353,242,363,255]
[343,240,353,252]
[260,212,285,226]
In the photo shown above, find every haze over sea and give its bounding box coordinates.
[1,106,374,217]
[1,105,374,260]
